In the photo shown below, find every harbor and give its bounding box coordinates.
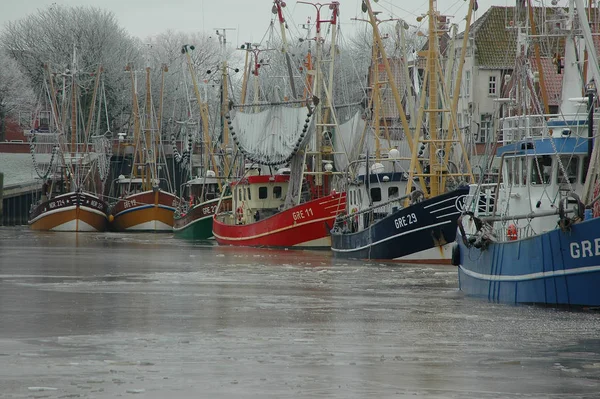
[3,0,600,397]
[1,226,600,398]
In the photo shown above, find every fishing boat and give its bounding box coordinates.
[29,56,111,232]
[108,63,178,232]
[212,0,347,248]
[330,0,475,263]
[172,43,233,240]
[455,0,600,306]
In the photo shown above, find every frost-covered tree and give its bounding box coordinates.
[0,4,142,133]
[0,48,35,140]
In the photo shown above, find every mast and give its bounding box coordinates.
[216,28,234,177]
[70,49,77,159]
[143,65,153,191]
[363,0,474,199]
[574,0,600,204]
[527,0,551,115]
[84,65,103,141]
[240,42,252,108]
[362,0,422,189]
[298,1,340,192]
[126,64,142,180]
[273,0,298,98]
[182,44,221,189]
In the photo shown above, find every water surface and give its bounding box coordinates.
[0,227,599,398]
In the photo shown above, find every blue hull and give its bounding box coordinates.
[331,187,469,260]
[457,217,600,306]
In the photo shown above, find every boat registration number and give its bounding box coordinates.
[293,207,314,221]
[394,213,417,229]
[123,199,138,209]
[48,199,66,209]
[202,205,217,215]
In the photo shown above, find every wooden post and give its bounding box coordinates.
[0,173,3,225]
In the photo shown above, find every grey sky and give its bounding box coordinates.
[0,0,515,48]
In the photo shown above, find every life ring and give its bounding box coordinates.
[236,206,244,221]
[507,224,518,241]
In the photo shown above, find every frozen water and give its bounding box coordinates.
[0,227,599,398]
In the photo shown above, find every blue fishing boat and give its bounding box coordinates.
[455,0,600,306]
[331,0,476,263]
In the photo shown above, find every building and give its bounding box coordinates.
[453,5,575,163]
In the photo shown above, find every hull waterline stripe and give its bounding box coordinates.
[424,196,458,209]
[213,215,334,241]
[430,204,457,214]
[458,264,600,282]
[114,204,176,218]
[331,220,451,253]
[172,214,212,232]
[29,205,107,224]
[435,210,461,219]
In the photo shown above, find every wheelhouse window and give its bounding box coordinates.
[258,186,268,199]
[370,187,382,202]
[582,156,589,184]
[388,186,399,198]
[531,155,552,185]
[520,157,528,185]
[557,156,578,184]
[506,158,516,186]
[273,186,282,199]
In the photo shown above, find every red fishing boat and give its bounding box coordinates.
[213,1,346,249]
[213,173,346,247]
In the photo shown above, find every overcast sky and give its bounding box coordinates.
[0,0,524,47]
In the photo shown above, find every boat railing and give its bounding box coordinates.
[499,113,597,144]
[465,183,497,216]
[492,223,536,242]
[334,193,411,229]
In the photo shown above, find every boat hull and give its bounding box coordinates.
[213,192,346,248]
[29,191,108,232]
[331,187,469,264]
[456,216,600,306]
[173,197,232,240]
[110,190,177,232]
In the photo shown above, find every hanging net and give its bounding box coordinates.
[333,111,367,172]
[227,105,315,166]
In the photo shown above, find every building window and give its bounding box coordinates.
[465,70,471,96]
[479,114,492,143]
[258,186,268,199]
[489,75,497,96]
